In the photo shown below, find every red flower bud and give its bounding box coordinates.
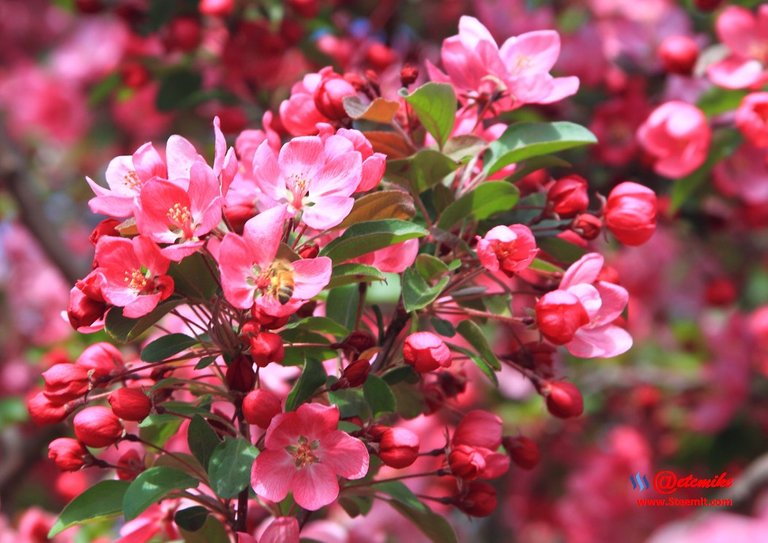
[449,444,486,480]
[108,388,151,422]
[288,0,319,18]
[693,0,722,12]
[571,213,602,240]
[42,364,90,403]
[243,388,282,428]
[240,319,261,340]
[48,438,88,471]
[297,243,319,259]
[89,219,121,245]
[165,16,202,52]
[604,182,657,246]
[366,43,397,70]
[226,355,256,392]
[705,277,737,306]
[73,406,124,448]
[119,61,151,89]
[455,482,497,517]
[68,278,106,330]
[117,449,144,480]
[379,427,419,468]
[535,290,589,345]
[503,436,540,470]
[251,307,290,330]
[249,332,285,367]
[541,381,584,419]
[658,35,699,75]
[401,64,419,87]
[313,75,356,121]
[27,391,68,425]
[76,342,123,382]
[547,175,589,218]
[339,358,371,388]
[199,0,234,17]
[403,332,452,373]
[453,410,503,449]
[337,330,376,353]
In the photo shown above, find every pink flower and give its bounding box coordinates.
[735,92,768,148]
[135,162,223,261]
[403,332,452,373]
[252,134,362,230]
[217,207,331,314]
[450,410,510,481]
[251,403,369,511]
[538,253,632,358]
[707,6,768,89]
[238,517,301,543]
[279,67,353,136]
[94,236,174,318]
[427,16,579,111]
[352,239,419,273]
[636,101,710,178]
[476,224,538,275]
[713,142,768,204]
[317,124,385,192]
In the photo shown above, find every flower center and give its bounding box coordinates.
[251,260,295,304]
[289,436,319,469]
[286,174,310,212]
[124,170,141,190]
[166,202,194,239]
[124,268,149,292]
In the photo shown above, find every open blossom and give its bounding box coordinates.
[94,236,174,318]
[536,253,632,358]
[476,224,538,275]
[449,410,510,481]
[217,206,331,315]
[735,92,768,148]
[427,16,579,111]
[135,162,223,261]
[251,403,369,511]
[636,101,710,178]
[252,134,362,230]
[317,124,385,193]
[707,5,768,89]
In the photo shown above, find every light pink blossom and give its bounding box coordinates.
[251,403,369,511]
[707,5,768,89]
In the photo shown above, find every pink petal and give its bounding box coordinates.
[707,57,765,89]
[318,431,369,480]
[566,325,633,359]
[560,253,604,289]
[105,155,139,195]
[292,257,332,299]
[310,151,361,199]
[252,449,295,504]
[133,235,170,275]
[566,283,602,320]
[123,293,161,318]
[213,116,226,176]
[291,463,339,511]
[166,135,201,181]
[716,6,757,56]
[592,281,629,327]
[536,76,580,104]
[160,241,204,262]
[253,140,284,206]
[453,410,503,449]
[301,196,354,230]
[132,142,166,181]
[296,403,340,437]
[500,30,561,75]
[357,153,386,192]
[264,411,300,449]
[218,234,257,309]
[278,136,324,182]
[242,207,285,267]
[458,16,496,49]
[479,451,511,480]
[260,517,300,543]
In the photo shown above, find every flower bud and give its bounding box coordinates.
[503,436,540,470]
[89,219,121,245]
[541,381,584,419]
[735,92,768,148]
[313,75,356,121]
[249,332,285,367]
[27,391,68,425]
[73,406,124,448]
[67,283,106,331]
[366,43,396,70]
[76,342,124,382]
[400,64,419,87]
[453,410,503,449]
[42,364,90,403]
[455,482,497,517]
[476,224,538,275]
[120,62,151,89]
[604,182,657,246]
[449,444,486,480]
[705,277,738,306]
[403,332,452,373]
[535,290,589,345]
[226,355,256,392]
[297,243,319,259]
[165,16,202,52]
[48,438,88,471]
[379,427,419,468]
[199,0,234,17]
[243,388,282,428]
[337,358,371,388]
[116,449,144,480]
[571,213,602,241]
[335,331,376,353]
[547,175,589,218]
[108,388,151,422]
[658,35,699,75]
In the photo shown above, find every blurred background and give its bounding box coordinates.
[2,0,768,541]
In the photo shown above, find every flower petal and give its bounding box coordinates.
[291,463,339,511]
[252,449,295,504]
[318,431,369,480]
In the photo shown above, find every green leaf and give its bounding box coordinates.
[174,506,209,531]
[697,87,748,116]
[403,82,457,148]
[528,258,565,274]
[375,481,427,511]
[208,437,259,499]
[381,365,419,385]
[188,415,220,470]
[389,501,459,543]
[48,480,130,537]
[282,328,338,365]
[326,285,360,330]
[105,301,181,343]
[0,397,27,429]
[328,387,370,419]
[339,495,374,518]
[456,320,501,371]
[449,344,498,386]
[415,254,449,281]
[385,150,460,193]
[506,155,572,183]
[538,237,587,264]
[402,268,449,312]
[320,220,428,263]
[156,69,203,112]
[443,135,487,162]
[195,356,217,369]
[430,317,456,338]
[328,263,387,289]
[284,316,350,337]
[336,190,416,229]
[168,253,218,301]
[484,121,597,175]
[140,333,199,362]
[123,467,199,520]
[179,515,230,543]
[285,358,327,411]
[437,182,520,230]
[140,414,184,448]
[88,72,121,106]
[363,375,397,417]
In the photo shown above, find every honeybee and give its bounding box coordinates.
[268,259,295,305]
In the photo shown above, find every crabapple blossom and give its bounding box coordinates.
[73,406,123,448]
[243,388,282,428]
[450,410,510,481]
[735,92,768,148]
[476,224,538,275]
[403,332,452,373]
[547,175,590,218]
[657,35,698,75]
[107,388,151,421]
[707,5,768,89]
[48,438,88,471]
[604,182,657,246]
[542,381,584,419]
[251,403,369,511]
[41,364,89,403]
[378,427,420,469]
[279,67,354,135]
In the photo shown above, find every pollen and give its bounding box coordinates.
[291,436,319,469]
[167,202,192,226]
[124,269,149,292]
[123,170,141,190]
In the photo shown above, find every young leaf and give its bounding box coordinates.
[363,375,397,417]
[188,415,220,470]
[328,387,370,419]
[168,253,218,300]
[402,268,449,312]
[403,82,457,148]
[140,333,199,362]
[207,437,259,499]
[375,481,427,511]
[174,506,209,531]
[140,414,184,448]
[484,121,597,175]
[326,285,360,331]
[328,263,387,289]
[363,131,415,159]
[320,220,428,263]
[415,254,449,281]
[105,300,181,343]
[48,480,130,537]
[285,358,327,411]
[336,190,416,229]
[123,467,199,520]
[385,150,460,193]
[437,182,520,230]
[449,344,499,386]
[456,320,501,370]
[343,96,400,124]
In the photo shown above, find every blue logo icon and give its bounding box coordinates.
[630,472,650,491]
